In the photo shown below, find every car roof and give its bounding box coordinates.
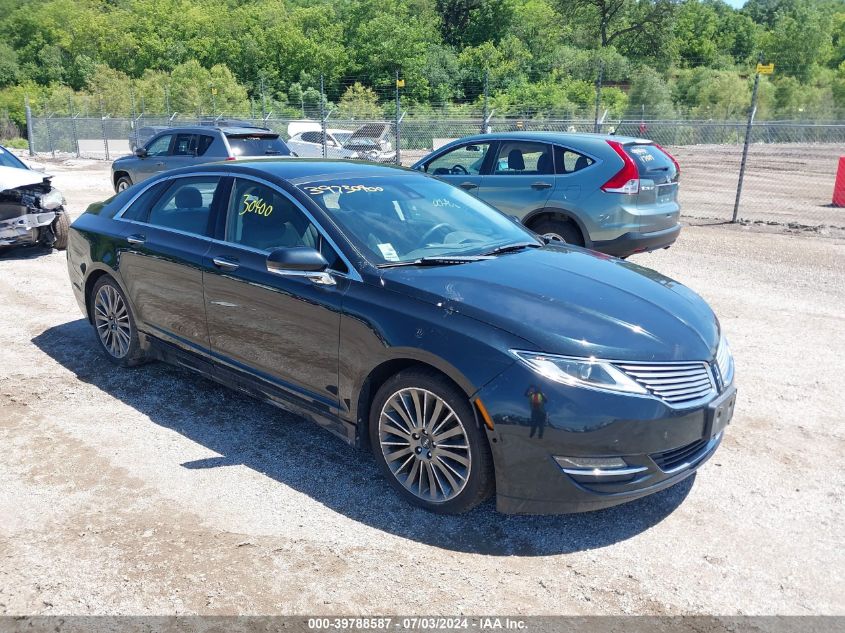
[449,131,648,146]
[161,158,412,183]
[147,126,276,136]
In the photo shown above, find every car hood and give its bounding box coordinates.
[378,245,719,362]
[0,165,50,194]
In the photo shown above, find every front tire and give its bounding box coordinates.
[115,175,133,193]
[90,276,145,367]
[51,211,69,250]
[369,369,494,514]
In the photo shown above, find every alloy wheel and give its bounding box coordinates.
[543,232,566,243]
[93,284,132,358]
[378,387,472,503]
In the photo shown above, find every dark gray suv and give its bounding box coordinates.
[413,132,681,258]
[111,126,292,192]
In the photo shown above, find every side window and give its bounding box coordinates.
[554,145,594,174]
[301,131,321,143]
[425,142,491,176]
[226,179,345,271]
[145,176,221,236]
[145,134,173,156]
[493,141,554,175]
[121,182,166,221]
[196,135,215,156]
[172,134,197,156]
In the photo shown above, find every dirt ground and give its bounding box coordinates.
[0,160,843,616]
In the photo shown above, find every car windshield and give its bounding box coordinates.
[227,134,291,157]
[0,146,28,170]
[298,175,538,265]
[332,132,352,145]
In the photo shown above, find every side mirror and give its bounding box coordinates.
[266,247,335,285]
[134,147,148,158]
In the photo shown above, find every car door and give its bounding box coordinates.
[477,140,556,217]
[134,133,174,181]
[117,174,227,353]
[420,141,494,196]
[203,176,348,417]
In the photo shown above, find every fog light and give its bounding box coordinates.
[553,455,647,477]
[554,456,627,470]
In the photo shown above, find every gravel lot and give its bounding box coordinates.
[0,160,843,616]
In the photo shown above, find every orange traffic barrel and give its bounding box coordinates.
[834,156,845,207]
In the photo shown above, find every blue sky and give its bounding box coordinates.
[724,0,746,6]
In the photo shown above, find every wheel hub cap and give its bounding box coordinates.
[93,285,131,359]
[378,387,471,503]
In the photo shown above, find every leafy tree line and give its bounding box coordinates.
[0,0,844,132]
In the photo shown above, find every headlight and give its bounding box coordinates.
[715,333,734,385]
[39,188,65,210]
[511,350,648,395]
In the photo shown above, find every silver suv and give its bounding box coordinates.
[412,132,681,257]
[111,126,291,192]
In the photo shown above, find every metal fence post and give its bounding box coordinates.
[100,97,110,161]
[320,74,327,159]
[481,70,489,134]
[46,115,55,159]
[593,60,604,134]
[24,96,34,156]
[395,69,402,166]
[732,67,761,223]
[68,95,79,157]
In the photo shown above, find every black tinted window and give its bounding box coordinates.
[493,141,553,175]
[624,144,675,173]
[553,145,594,174]
[226,179,344,270]
[425,142,491,175]
[301,131,321,143]
[197,135,215,156]
[172,134,197,156]
[122,182,166,221]
[145,176,221,235]
[226,135,290,157]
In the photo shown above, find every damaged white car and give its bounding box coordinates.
[0,147,69,251]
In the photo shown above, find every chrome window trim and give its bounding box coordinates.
[550,142,602,176]
[112,171,363,282]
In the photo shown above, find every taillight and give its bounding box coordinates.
[653,142,680,176]
[602,140,639,194]
[225,156,237,161]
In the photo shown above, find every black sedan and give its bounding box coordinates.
[65,159,736,514]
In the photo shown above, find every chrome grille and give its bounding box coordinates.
[715,338,734,386]
[615,361,715,406]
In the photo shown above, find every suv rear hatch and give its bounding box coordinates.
[623,142,680,233]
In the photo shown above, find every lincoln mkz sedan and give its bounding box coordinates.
[66,160,735,514]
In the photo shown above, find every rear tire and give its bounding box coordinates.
[115,175,133,193]
[532,218,584,246]
[52,211,69,250]
[369,368,494,514]
[90,276,146,367]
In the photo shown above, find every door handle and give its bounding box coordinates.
[531,182,553,190]
[212,256,240,271]
[126,234,146,246]
[458,182,478,190]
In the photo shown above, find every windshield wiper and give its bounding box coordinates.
[481,241,542,256]
[377,255,493,269]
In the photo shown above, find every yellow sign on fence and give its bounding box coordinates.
[756,63,774,75]
[396,79,405,88]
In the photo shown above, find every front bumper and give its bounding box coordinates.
[475,362,734,514]
[0,210,61,246]
[591,223,681,258]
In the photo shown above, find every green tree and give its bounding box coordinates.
[338,82,381,118]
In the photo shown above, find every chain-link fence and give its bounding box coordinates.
[25,112,845,228]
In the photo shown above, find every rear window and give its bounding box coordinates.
[226,134,290,157]
[624,143,675,174]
